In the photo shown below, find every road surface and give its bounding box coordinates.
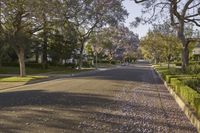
[0,63,197,133]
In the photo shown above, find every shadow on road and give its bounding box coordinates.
[72,67,163,84]
[0,90,114,132]
[0,89,196,132]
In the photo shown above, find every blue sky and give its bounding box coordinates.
[123,0,152,38]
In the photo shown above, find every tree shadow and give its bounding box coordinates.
[0,89,197,132]
[0,90,116,132]
[72,67,162,84]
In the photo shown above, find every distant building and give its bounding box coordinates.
[192,42,200,61]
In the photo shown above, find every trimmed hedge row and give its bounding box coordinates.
[174,61,200,66]
[166,75,195,83]
[160,74,200,118]
[154,66,200,117]
[170,78,200,108]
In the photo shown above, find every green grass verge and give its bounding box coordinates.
[0,66,93,75]
[0,76,48,82]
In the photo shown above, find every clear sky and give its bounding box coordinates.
[123,0,152,38]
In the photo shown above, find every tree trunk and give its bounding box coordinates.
[177,23,189,71]
[17,48,26,77]
[181,44,189,70]
[42,13,48,69]
[42,41,48,69]
[78,41,85,69]
[0,59,2,67]
[167,54,171,69]
[35,49,39,63]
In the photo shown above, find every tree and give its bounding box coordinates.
[89,25,139,62]
[133,0,200,70]
[30,0,63,69]
[1,0,37,76]
[140,31,181,64]
[64,0,128,69]
[48,21,78,65]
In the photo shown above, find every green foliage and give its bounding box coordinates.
[186,65,200,75]
[155,65,200,117]
[170,78,200,115]
[0,0,128,75]
[194,98,200,117]
[182,78,200,92]
[174,62,182,66]
[140,30,181,63]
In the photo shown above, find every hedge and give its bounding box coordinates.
[166,75,195,83]
[170,77,200,117]
[154,66,200,117]
[194,98,200,117]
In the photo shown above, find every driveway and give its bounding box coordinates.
[0,63,197,133]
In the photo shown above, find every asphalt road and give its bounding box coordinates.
[0,63,197,133]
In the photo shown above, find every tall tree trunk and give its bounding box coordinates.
[178,32,189,71]
[178,26,189,71]
[42,13,48,69]
[78,40,85,69]
[181,43,189,70]
[17,48,26,77]
[167,57,170,69]
[0,59,2,67]
[42,38,48,69]
[35,48,39,63]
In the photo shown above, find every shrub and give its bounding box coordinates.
[169,67,182,75]
[26,63,43,68]
[2,62,19,67]
[170,78,182,94]
[186,65,200,75]
[179,85,200,108]
[194,98,200,117]
[182,78,200,93]
[175,62,182,66]
[82,61,92,67]
[170,78,200,112]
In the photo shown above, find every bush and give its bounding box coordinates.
[111,60,117,64]
[2,62,19,67]
[170,78,182,94]
[64,63,77,68]
[2,62,44,68]
[97,60,117,64]
[182,78,200,92]
[179,85,200,108]
[170,78,200,114]
[194,98,200,117]
[174,62,182,66]
[26,63,43,68]
[186,65,200,75]
[82,61,92,67]
[190,61,200,65]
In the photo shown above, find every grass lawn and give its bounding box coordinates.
[0,66,94,83]
[0,66,94,75]
[0,76,48,82]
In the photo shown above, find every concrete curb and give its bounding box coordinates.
[153,67,200,132]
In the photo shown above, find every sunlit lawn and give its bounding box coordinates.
[0,76,48,82]
[0,66,93,75]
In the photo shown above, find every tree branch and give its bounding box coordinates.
[133,0,148,3]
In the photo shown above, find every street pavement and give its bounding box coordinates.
[0,63,197,133]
